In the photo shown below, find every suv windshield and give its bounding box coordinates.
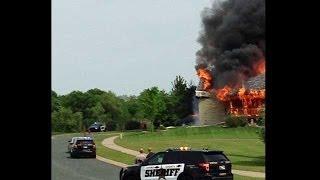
[204,152,228,162]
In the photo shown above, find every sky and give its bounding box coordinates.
[52,0,214,96]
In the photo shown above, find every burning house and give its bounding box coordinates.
[194,0,265,125]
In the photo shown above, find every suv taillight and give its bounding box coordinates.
[198,163,210,172]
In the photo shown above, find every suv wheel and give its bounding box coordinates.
[70,152,77,158]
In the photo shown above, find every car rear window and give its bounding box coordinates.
[203,152,228,162]
[76,140,94,145]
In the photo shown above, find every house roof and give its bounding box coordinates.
[244,73,265,90]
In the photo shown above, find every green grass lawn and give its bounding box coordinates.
[114,126,265,172]
[233,174,264,180]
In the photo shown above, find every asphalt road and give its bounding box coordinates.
[52,134,120,180]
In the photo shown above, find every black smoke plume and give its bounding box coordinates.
[196,0,265,89]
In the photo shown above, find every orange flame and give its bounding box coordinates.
[197,68,213,91]
[216,86,265,117]
[216,86,232,101]
[234,87,265,116]
[253,59,265,74]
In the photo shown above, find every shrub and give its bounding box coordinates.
[256,115,265,126]
[140,122,147,130]
[260,127,265,143]
[153,119,161,129]
[105,121,117,131]
[125,120,141,130]
[257,111,265,143]
[225,116,247,127]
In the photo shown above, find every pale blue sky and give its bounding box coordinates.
[52,0,214,96]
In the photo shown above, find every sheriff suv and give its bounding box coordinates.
[70,137,96,158]
[119,147,233,180]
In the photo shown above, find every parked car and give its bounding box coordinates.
[88,122,106,132]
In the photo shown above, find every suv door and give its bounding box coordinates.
[161,152,185,180]
[140,152,165,180]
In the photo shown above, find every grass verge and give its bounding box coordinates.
[234,174,264,180]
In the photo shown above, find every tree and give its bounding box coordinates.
[125,96,142,119]
[166,76,197,125]
[60,90,101,128]
[52,107,83,132]
[138,87,167,130]
[98,91,130,130]
[86,102,106,127]
[86,88,105,96]
[51,90,61,112]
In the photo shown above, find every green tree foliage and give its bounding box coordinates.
[59,91,96,124]
[138,87,167,130]
[99,91,129,130]
[51,75,197,132]
[124,120,141,130]
[156,76,197,127]
[51,90,61,112]
[126,96,142,119]
[52,107,83,132]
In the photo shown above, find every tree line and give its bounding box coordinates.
[52,76,196,133]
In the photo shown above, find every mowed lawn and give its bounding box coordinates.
[114,126,265,172]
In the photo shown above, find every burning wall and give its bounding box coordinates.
[221,74,265,117]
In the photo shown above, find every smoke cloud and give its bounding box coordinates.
[196,0,265,89]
